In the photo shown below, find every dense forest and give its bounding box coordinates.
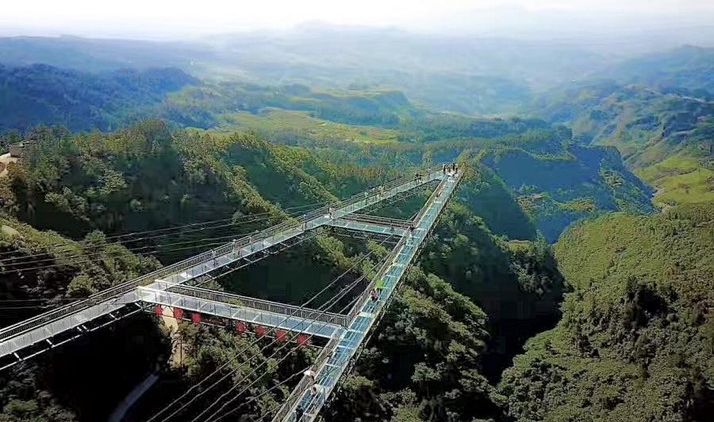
[0,121,568,421]
[501,204,714,421]
[0,64,196,132]
[0,31,712,422]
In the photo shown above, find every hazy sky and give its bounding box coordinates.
[1,0,713,40]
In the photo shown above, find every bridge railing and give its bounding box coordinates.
[411,171,454,226]
[344,172,454,325]
[0,246,232,341]
[0,166,442,343]
[159,284,349,327]
[271,333,342,422]
[346,234,409,324]
[339,213,412,228]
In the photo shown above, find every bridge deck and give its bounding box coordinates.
[138,284,346,338]
[0,169,444,359]
[326,217,409,237]
[274,170,462,421]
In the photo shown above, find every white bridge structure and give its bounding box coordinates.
[0,166,463,421]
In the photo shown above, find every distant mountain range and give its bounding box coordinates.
[0,64,197,132]
[531,76,714,207]
[0,32,712,210]
[0,32,712,118]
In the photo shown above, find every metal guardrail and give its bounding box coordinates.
[342,173,451,324]
[352,241,404,323]
[165,284,349,327]
[412,173,451,226]
[340,213,412,228]
[272,333,342,422]
[0,246,232,341]
[0,167,442,344]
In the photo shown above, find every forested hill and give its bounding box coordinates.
[501,203,714,421]
[0,120,568,421]
[0,32,604,115]
[533,80,714,208]
[0,63,197,132]
[0,59,654,242]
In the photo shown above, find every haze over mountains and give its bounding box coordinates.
[1,26,713,116]
[1,25,712,213]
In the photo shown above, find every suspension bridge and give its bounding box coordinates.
[0,165,463,421]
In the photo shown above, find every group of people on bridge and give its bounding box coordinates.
[292,275,389,418]
[442,162,458,176]
[296,366,325,419]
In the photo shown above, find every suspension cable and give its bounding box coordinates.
[146,235,393,422]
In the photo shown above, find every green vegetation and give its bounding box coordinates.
[534,80,714,207]
[222,110,401,144]
[474,141,653,242]
[159,82,417,129]
[325,202,566,420]
[326,267,503,421]
[213,106,651,241]
[0,60,655,243]
[3,37,712,421]
[0,122,367,245]
[0,218,165,421]
[637,155,714,207]
[500,203,714,421]
[0,215,158,304]
[0,64,196,132]
[0,117,574,421]
[0,316,170,422]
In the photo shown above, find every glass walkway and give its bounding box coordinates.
[0,167,446,368]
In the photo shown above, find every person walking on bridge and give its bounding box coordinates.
[370,288,379,302]
[304,368,317,383]
[295,405,305,421]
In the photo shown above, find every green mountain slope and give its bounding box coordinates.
[500,203,714,421]
[0,63,197,132]
[211,107,652,242]
[0,120,569,421]
[0,60,653,244]
[479,142,654,241]
[535,80,714,208]
[160,82,418,129]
